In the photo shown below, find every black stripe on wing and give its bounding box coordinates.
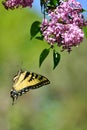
[28,72,35,82]
[24,72,30,80]
[28,78,50,89]
[17,79,50,96]
[38,76,44,80]
[34,74,38,79]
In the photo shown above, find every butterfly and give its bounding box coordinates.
[10,70,50,105]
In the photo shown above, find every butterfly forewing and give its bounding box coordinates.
[13,70,23,83]
[12,71,50,91]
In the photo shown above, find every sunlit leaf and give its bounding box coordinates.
[83,26,87,38]
[39,48,50,67]
[53,49,60,69]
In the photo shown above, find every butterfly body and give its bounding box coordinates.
[10,70,50,105]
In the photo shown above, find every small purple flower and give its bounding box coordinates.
[41,0,87,52]
[2,0,34,9]
[61,24,84,52]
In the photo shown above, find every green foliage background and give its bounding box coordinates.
[0,4,87,130]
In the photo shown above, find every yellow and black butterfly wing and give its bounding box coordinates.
[10,70,50,105]
[13,70,50,91]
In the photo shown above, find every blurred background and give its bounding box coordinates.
[0,1,87,130]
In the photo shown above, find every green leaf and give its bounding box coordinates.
[53,49,60,69]
[50,0,59,6]
[81,8,87,12]
[35,35,44,41]
[40,0,47,10]
[30,21,41,40]
[39,48,50,67]
[83,26,87,38]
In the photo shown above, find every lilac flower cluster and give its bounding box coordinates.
[41,0,87,52]
[2,0,33,9]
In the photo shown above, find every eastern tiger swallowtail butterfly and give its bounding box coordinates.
[10,70,50,105]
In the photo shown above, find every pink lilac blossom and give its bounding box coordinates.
[41,0,87,52]
[2,0,33,9]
